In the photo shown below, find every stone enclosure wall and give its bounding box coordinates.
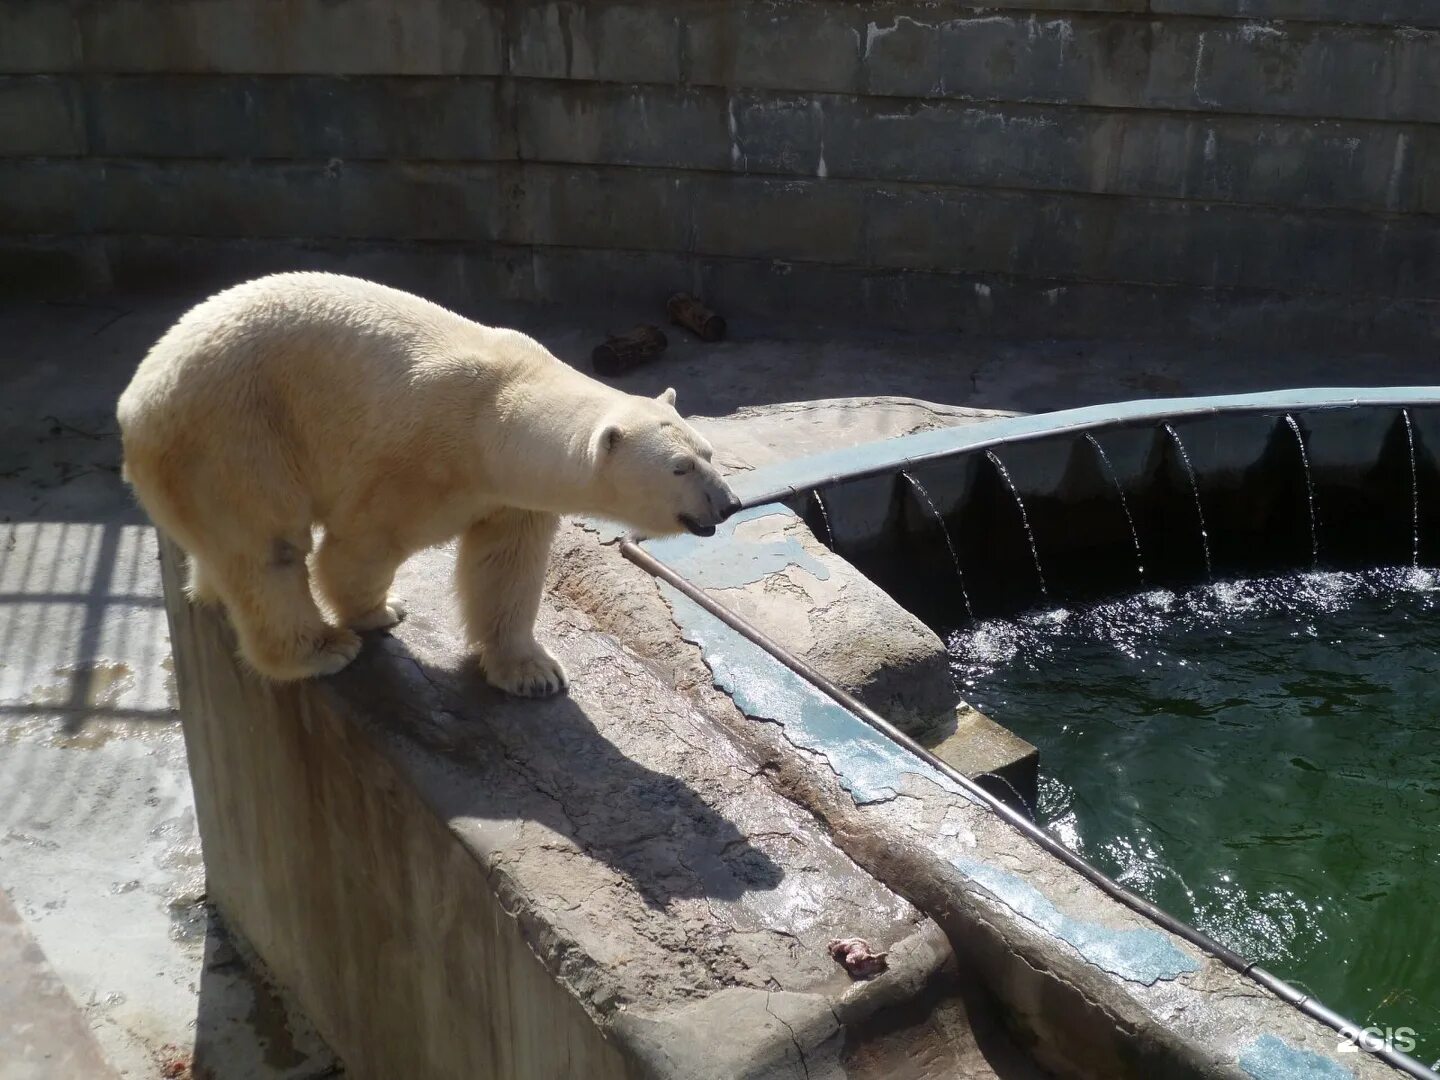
[2,0,1438,345]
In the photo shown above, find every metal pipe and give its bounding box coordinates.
[735,395,1440,512]
[620,538,1439,1080]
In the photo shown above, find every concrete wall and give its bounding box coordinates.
[3,0,1438,345]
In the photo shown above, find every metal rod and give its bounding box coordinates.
[620,537,1439,1080]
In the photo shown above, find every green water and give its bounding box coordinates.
[948,569,1440,1064]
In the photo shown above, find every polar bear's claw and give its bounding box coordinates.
[311,627,363,677]
[485,648,569,698]
[348,598,407,632]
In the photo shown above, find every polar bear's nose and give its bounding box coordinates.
[708,486,741,523]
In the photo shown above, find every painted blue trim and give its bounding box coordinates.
[1239,1034,1355,1080]
[644,506,830,589]
[660,585,969,806]
[952,857,1198,984]
[733,387,1440,508]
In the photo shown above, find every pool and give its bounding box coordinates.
[950,569,1440,1066]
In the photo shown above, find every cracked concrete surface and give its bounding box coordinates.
[646,505,959,738]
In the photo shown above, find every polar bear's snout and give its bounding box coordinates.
[679,474,742,537]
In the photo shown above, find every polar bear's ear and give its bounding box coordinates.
[657,387,677,407]
[593,422,624,458]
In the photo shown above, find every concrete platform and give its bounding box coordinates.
[160,529,1047,1079]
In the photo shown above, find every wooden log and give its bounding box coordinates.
[591,325,668,376]
[666,293,726,342]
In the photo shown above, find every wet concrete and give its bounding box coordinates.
[1,297,339,1078]
[0,888,118,1080]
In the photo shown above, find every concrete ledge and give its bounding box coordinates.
[639,505,959,735]
[161,540,634,1079]
[927,706,1040,813]
[160,530,1037,1078]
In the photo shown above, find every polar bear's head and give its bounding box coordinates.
[592,388,741,538]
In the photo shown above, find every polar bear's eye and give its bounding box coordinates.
[673,461,694,476]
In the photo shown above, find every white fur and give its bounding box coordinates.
[117,272,737,694]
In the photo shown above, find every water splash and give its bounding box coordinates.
[1086,433,1144,584]
[945,565,1440,1058]
[1404,409,1420,568]
[809,489,836,550]
[899,471,974,619]
[984,451,1050,601]
[1284,415,1319,568]
[1162,422,1212,578]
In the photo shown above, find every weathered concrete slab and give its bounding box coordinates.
[0,0,505,75]
[70,75,514,162]
[519,165,692,253]
[1153,0,1440,28]
[0,76,80,157]
[515,80,1432,215]
[161,526,1039,1078]
[928,706,1040,812]
[0,159,510,243]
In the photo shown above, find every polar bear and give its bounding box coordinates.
[117,272,739,696]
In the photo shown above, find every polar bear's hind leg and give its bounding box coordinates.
[208,533,362,681]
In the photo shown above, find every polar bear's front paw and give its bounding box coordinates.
[309,627,363,677]
[347,598,407,632]
[483,644,569,698]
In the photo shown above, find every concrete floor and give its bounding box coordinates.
[2,284,1435,1079]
